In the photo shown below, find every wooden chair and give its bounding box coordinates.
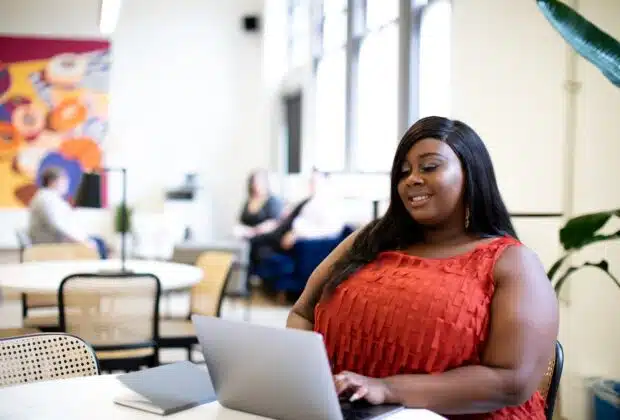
[539,341,564,420]
[0,333,99,388]
[21,243,99,331]
[158,251,235,361]
[58,272,161,372]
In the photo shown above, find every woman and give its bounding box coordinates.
[235,169,284,239]
[286,116,559,419]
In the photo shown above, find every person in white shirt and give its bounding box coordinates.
[279,170,344,250]
[28,168,107,257]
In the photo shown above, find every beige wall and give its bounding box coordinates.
[453,1,620,419]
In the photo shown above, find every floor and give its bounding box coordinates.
[0,249,292,364]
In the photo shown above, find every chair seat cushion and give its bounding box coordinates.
[159,319,196,339]
[22,312,59,328]
[0,327,41,338]
[96,347,154,360]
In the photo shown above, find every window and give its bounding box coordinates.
[314,49,347,172]
[288,0,310,68]
[294,0,451,174]
[312,0,348,172]
[418,0,452,118]
[353,0,400,172]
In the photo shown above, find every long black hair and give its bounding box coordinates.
[322,116,517,295]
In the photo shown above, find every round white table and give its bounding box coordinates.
[0,374,445,420]
[0,259,202,293]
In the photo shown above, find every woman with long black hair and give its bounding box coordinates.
[287,116,558,419]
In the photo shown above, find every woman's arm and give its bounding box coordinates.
[381,245,559,414]
[286,228,361,331]
[252,197,285,234]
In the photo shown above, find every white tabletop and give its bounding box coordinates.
[0,375,446,420]
[0,259,202,293]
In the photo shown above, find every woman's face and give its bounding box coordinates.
[396,138,465,226]
[251,172,267,196]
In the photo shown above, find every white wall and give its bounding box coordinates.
[0,0,268,245]
[452,1,620,419]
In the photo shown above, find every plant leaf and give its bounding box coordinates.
[547,253,569,280]
[553,259,620,295]
[537,0,620,87]
[559,210,620,250]
[576,230,620,249]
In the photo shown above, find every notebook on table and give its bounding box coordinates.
[113,361,217,415]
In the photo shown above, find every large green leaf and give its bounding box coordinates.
[537,0,620,87]
[559,209,620,250]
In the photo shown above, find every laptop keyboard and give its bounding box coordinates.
[340,400,383,420]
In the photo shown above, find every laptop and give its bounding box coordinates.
[192,314,404,420]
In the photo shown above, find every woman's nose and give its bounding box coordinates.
[405,172,424,186]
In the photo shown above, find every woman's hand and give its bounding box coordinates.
[334,371,391,405]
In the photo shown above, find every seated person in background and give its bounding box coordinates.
[249,169,345,266]
[287,116,559,419]
[233,169,284,239]
[279,169,344,250]
[28,167,108,259]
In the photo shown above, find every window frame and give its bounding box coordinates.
[287,0,449,174]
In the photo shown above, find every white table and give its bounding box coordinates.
[0,259,202,293]
[0,375,446,419]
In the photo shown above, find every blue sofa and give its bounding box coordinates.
[254,225,355,295]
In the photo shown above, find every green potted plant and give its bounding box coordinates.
[536,0,620,291]
[114,204,132,234]
[536,1,620,417]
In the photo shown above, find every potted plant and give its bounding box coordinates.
[536,1,620,418]
[114,204,132,234]
[536,0,620,290]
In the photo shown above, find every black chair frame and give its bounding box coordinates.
[58,272,161,373]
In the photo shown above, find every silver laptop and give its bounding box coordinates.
[192,314,403,420]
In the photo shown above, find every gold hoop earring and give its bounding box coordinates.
[465,208,471,230]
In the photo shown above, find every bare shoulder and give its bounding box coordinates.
[493,243,550,288]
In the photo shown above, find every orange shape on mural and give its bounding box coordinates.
[12,103,46,140]
[0,122,24,155]
[49,98,87,132]
[59,137,102,171]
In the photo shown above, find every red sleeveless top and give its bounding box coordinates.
[314,236,545,419]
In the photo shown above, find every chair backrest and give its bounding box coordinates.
[58,273,161,350]
[191,251,235,317]
[23,243,99,262]
[538,341,564,420]
[0,333,99,388]
[21,243,100,310]
[15,230,32,263]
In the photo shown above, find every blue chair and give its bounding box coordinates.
[254,225,355,295]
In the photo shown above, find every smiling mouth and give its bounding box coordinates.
[407,195,431,207]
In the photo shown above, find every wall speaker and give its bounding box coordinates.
[242,15,260,32]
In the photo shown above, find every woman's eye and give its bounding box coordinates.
[420,164,439,172]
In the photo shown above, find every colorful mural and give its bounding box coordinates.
[0,36,110,208]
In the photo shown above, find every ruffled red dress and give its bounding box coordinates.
[314,236,545,419]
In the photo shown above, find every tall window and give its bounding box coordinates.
[288,0,310,68]
[287,0,451,174]
[353,0,400,172]
[418,0,452,118]
[313,0,348,171]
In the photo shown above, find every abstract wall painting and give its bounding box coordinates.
[0,35,110,208]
